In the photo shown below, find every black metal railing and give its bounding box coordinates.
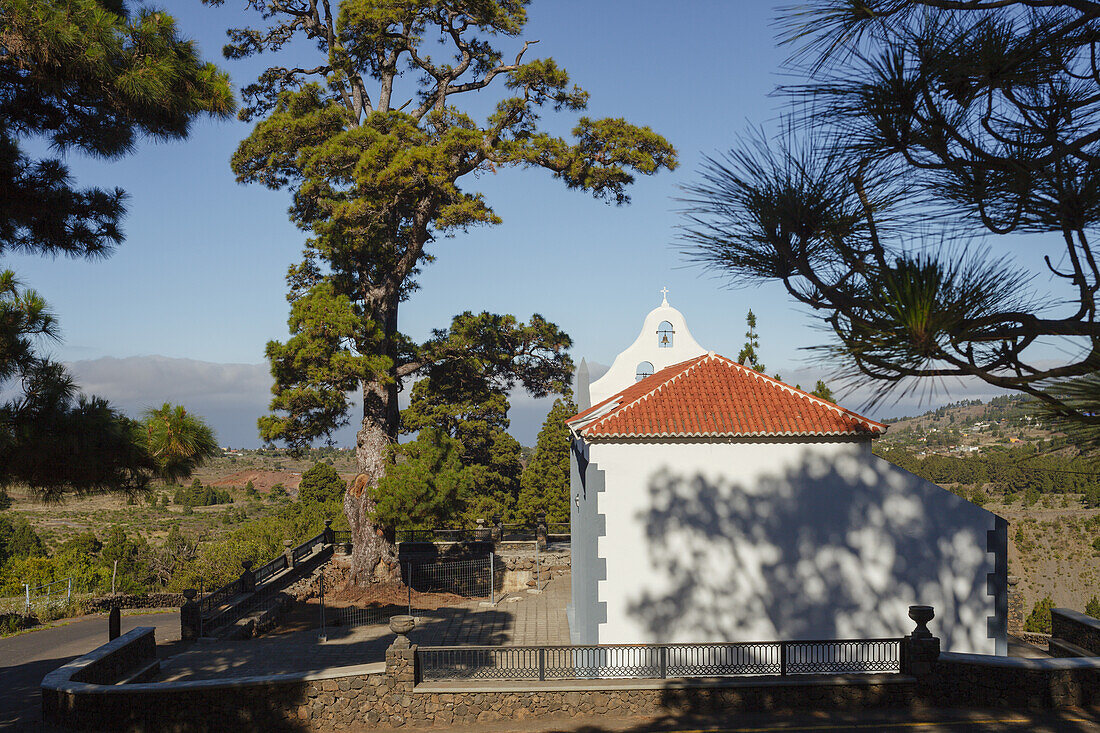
[196,527,327,621]
[406,557,493,598]
[292,531,325,563]
[397,523,571,544]
[253,555,288,587]
[417,639,903,682]
[198,578,243,616]
[396,527,488,543]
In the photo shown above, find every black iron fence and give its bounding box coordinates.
[198,578,242,616]
[254,555,288,587]
[195,527,328,625]
[396,527,491,543]
[337,555,495,632]
[407,556,492,598]
[397,522,570,544]
[418,639,903,682]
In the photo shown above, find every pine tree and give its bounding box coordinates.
[811,380,835,403]
[228,1,677,583]
[373,429,472,529]
[517,396,577,524]
[737,310,765,373]
[298,462,347,505]
[0,1,233,497]
[683,0,1100,435]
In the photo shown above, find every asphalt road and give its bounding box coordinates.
[0,610,181,731]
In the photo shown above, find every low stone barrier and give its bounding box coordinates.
[42,626,161,724]
[1051,608,1100,657]
[920,652,1100,708]
[42,606,1100,731]
[42,629,917,731]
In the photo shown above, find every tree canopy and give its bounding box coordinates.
[516,394,576,524]
[682,0,1100,433]
[0,0,233,496]
[298,461,348,504]
[223,0,676,582]
[737,310,766,374]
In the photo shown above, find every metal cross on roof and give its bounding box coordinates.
[660,286,669,306]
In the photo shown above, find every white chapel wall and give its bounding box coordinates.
[588,439,1003,655]
[588,300,707,406]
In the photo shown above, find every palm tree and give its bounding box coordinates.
[143,403,219,484]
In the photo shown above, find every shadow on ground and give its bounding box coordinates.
[158,604,514,681]
[475,705,1100,733]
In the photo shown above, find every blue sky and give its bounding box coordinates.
[5,1,1074,446]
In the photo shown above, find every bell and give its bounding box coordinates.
[661,335,670,345]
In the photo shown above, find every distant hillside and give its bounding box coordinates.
[873,395,1100,621]
[878,394,1081,455]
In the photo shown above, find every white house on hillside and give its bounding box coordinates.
[567,295,1008,655]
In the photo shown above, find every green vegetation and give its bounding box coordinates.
[1087,596,1100,620]
[876,444,1100,506]
[228,0,676,582]
[0,495,346,600]
[516,396,576,524]
[737,310,765,374]
[391,319,572,525]
[811,380,834,403]
[172,480,232,508]
[375,429,472,529]
[297,463,347,505]
[0,0,232,498]
[1025,595,1055,634]
[682,1,1100,437]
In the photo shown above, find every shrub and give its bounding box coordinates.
[1025,595,1055,634]
[298,462,347,504]
[1087,596,1100,620]
[269,483,288,500]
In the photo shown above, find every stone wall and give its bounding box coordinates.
[44,630,917,732]
[69,628,157,685]
[921,652,1100,709]
[1051,608,1100,656]
[1007,576,1024,635]
[43,627,1100,732]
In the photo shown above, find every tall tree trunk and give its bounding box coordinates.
[346,302,402,585]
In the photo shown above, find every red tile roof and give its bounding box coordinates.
[568,353,885,439]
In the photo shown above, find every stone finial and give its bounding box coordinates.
[182,588,197,601]
[908,605,935,639]
[242,560,254,571]
[903,605,940,677]
[389,614,415,649]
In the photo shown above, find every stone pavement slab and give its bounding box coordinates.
[157,573,572,681]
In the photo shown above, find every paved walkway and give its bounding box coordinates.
[157,573,572,681]
[0,610,182,731]
[357,707,1100,732]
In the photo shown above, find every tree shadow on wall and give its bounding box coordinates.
[624,450,998,651]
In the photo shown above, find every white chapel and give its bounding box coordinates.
[567,292,1008,654]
